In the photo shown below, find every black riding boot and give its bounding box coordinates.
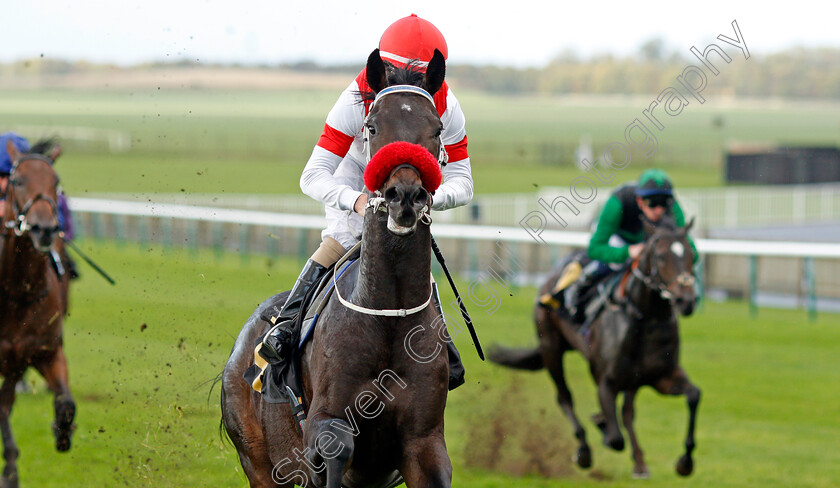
[432,282,466,391]
[564,261,603,324]
[65,255,80,280]
[258,259,328,364]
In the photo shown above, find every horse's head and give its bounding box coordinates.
[363,48,446,161]
[639,216,697,316]
[361,48,446,237]
[4,139,62,253]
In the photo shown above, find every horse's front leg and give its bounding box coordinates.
[400,435,452,488]
[302,412,356,488]
[654,367,701,477]
[0,373,23,488]
[621,389,649,478]
[34,346,76,452]
[596,377,624,451]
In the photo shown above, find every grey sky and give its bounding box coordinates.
[3,1,835,67]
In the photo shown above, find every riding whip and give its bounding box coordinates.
[430,235,484,361]
[60,232,116,285]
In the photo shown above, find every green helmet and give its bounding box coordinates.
[635,169,673,197]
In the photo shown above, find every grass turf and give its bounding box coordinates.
[8,240,840,487]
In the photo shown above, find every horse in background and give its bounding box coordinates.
[0,139,75,488]
[490,217,701,479]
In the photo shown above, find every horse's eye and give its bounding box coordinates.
[366,124,376,136]
[434,127,442,138]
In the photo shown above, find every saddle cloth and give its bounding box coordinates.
[244,257,357,404]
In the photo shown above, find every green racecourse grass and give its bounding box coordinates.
[11,240,840,487]
[3,88,840,196]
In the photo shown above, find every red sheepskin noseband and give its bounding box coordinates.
[364,142,442,193]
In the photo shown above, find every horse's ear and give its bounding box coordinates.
[47,143,62,164]
[366,49,387,94]
[423,49,446,96]
[5,139,20,164]
[682,216,695,235]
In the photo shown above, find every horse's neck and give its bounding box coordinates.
[353,224,432,310]
[0,232,49,298]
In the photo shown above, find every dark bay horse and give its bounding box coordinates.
[0,140,75,488]
[490,218,701,478]
[222,49,454,488]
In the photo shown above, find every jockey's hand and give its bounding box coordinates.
[628,243,645,260]
[354,193,368,215]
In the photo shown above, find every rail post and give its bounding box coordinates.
[749,255,758,317]
[804,257,817,322]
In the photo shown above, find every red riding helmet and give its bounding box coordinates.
[379,14,448,68]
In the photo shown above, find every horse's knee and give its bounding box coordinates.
[2,445,18,463]
[309,418,354,462]
[305,418,355,486]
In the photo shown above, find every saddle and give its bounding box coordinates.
[542,257,627,338]
[576,272,626,336]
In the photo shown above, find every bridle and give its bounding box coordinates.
[362,85,449,168]
[4,155,61,238]
[333,165,434,318]
[332,239,434,318]
[365,164,433,229]
[629,234,695,301]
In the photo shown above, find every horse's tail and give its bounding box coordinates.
[487,345,544,371]
[208,370,234,446]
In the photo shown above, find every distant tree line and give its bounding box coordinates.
[4,43,840,99]
[446,45,840,99]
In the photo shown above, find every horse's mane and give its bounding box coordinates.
[643,214,681,241]
[358,60,427,103]
[655,215,679,233]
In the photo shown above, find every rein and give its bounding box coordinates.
[331,208,434,317]
[363,85,449,167]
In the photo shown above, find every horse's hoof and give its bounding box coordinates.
[52,422,75,452]
[56,436,71,452]
[574,445,592,469]
[676,454,694,476]
[604,435,625,452]
[633,463,650,480]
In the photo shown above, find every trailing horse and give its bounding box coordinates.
[0,140,75,488]
[222,49,455,488]
[489,217,701,478]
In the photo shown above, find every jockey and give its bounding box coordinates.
[256,15,473,390]
[541,169,698,322]
[0,133,30,218]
